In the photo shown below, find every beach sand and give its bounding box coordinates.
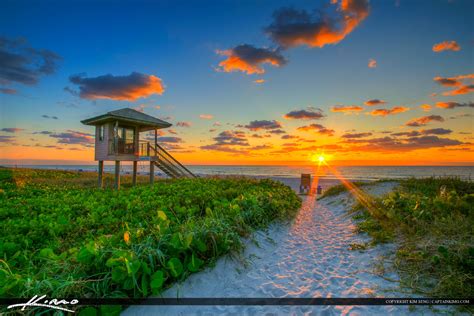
[123,180,436,316]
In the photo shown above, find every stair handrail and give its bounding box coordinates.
[147,144,184,178]
[154,143,196,178]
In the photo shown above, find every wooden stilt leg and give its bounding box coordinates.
[132,161,137,186]
[150,161,154,185]
[115,161,120,190]
[98,161,104,188]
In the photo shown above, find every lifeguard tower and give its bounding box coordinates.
[81,108,195,189]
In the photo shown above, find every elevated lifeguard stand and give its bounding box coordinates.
[81,108,195,189]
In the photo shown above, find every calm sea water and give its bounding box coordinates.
[3,164,473,181]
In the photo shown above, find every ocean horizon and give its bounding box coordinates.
[2,164,473,181]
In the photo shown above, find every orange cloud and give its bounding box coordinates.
[297,123,335,136]
[442,84,474,96]
[434,74,474,96]
[68,72,165,101]
[405,115,444,127]
[420,104,432,112]
[436,101,474,109]
[368,58,377,68]
[432,41,461,52]
[364,99,386,106]
[331,105,364,113]
[217,44,286,75]
[254,79,265,84]
[199,114,214,120]
[266,0,370,49]
[369,106,410,117]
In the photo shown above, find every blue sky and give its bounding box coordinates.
[0,0,473,165]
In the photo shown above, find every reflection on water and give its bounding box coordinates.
[3,164,474,180]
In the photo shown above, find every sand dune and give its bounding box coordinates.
[124,181,436,315]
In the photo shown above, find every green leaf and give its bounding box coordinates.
[78,307,97,316]
[77,247,94,264]
[150,270,164,290]
[111,266,127,283]
[100,305,122,316]
[167,257,183,278]
[141,274,149,296]
[187,253,204,272]
[157,210,167,221]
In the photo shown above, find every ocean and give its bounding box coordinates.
[3,164,473,181]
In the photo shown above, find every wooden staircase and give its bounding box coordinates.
[148,143,196,179]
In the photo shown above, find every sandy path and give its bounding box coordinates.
[124,181,429,315]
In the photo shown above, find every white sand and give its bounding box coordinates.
[123,180,438,315]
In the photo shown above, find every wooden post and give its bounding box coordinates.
[115,161,120,190]
[154,129,158,158]
[132,161,137,186]
[98,161,104,188]
[149,161,154,185]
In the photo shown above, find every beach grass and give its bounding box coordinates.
[319,179,392,199]
[0,168,301,314]
[349,177,474,301]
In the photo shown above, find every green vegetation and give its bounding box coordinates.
[319,180,386,199]
[350,177,474,299]
[0,168,301,313]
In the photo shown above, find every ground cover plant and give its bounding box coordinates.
[0,168,301,314]
[349,177,473,301]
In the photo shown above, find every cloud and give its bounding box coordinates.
[420,104,432,112]
[33,130,53,135]
[1,128,23,133]
[436,101,474,109]
[254,79,265,84]
[157,136,183,143]
[268,129,286,134]
[343,135,463,152]
[432,41,461,52]
[443,85,474,96]
[281,134,298,139]
[213,130,249,146]
[369,106,410,116]
[67,72,165,101]
[368,58,377,68]
[341,132,372,138]
[265,0,370,49]
[176,121,191,127]
[331,105,364,113]
[199,114,214,120]
[405,115,444,127]
[364,99,386,106]
[392,128,452,137]
[0,36,60,87]
[49,130,94,145]
[243,120,283,131]
[200,144,249,154]
[0,135,15,143]
[283,107,324,120]
[297,123,335,136]
[42,114,59,120]
[433,74,474,96]
[200,130,251,153]
[213,121,222,126]
[0,87,16,94]
[216,44,287,75]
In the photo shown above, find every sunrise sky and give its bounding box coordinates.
[0,0,473,166]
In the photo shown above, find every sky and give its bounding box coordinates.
[0,0,473,166]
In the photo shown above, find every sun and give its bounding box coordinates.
[311,153,329,164]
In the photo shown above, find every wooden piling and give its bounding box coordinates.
[98,160,104,188]
[149,161,154,185]
[115,161,120,190]
[132,161,137,186]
